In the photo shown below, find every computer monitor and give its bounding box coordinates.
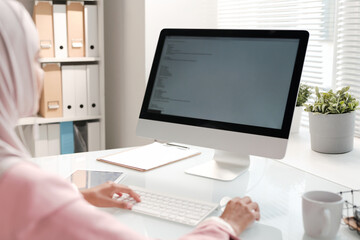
[137,29,309,181]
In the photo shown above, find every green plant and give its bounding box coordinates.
[296,83,312,107]
[305,86,359,114]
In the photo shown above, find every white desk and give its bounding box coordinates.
[31,146,360,240]
[284,127,360,189]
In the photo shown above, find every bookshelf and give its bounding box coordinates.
[39,57,100,63]
[17,0,106,156]
[18,115,102,126]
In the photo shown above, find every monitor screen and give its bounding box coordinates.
[149,36,298,130]
[140,29,308,139]
[137,29,308,180]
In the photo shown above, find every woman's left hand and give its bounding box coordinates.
[80,182,141,209]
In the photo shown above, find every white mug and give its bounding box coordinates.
[302,191,344,239]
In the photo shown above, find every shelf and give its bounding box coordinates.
[40,57,100,63]
[24,0,105,150]
[17,115,102,126]
[37,0,98,2]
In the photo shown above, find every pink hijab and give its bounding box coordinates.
[0,0,40,174]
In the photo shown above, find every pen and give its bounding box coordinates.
[164,143,189,150]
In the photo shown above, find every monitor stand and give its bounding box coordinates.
[185,150,250,181]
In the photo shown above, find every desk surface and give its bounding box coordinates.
[284,127,360,189]
[31,146,360,240]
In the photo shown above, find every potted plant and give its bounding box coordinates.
[291,83,312,133]
[305,86,359,153]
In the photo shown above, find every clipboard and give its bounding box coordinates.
[97,142,201,172]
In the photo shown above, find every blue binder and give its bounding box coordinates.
[60,121,74,154]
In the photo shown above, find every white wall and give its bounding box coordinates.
[104,0,150,148]
[145,0,217,78]
[105,0,217,148]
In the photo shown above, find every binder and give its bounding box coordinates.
[33,1,55,58]
[87,121,100,151]
[74,121,88,153]
[53,4,68,58]
[60,121,74,154]
[84,4,99,57]
[23,125,49,157]
[61,65,76,117]
[67,1,85,57]
[86,65,100,115]
[62,65,87,117]
[74,65,88,116]
[47,123,60,155]
[39,63,63,118]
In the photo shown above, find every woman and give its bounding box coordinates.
[0,0,260,239]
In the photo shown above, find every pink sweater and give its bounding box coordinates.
[0,162,238,240]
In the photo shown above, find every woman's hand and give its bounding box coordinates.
[80,181,141,209]
[220,196,260,235]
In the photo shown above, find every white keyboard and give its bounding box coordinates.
[116,186,218,226]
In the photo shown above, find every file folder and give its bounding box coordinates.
[86,65,100,115]
[60,121,74,154]
[47,123,60,155]
[87,121,101,151]
[53,4,68,58]
[23,125,49,157]
[67,1,85,57]
[62,65,88,117]
[74,65,88,116]
[61,65,76,117]
[74,121,88,153]
[84,4,99,57]
[39,63,63,118]
[33,1,55,58]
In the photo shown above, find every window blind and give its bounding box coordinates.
[335,0,360,136]
[217,0,334,87]
[217,0,360,136]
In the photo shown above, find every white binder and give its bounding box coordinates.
[87,121,100,151]
[53,4,68,58]
[61,66,76,117]
[87,65,100,115]
[84,4,99,57]
[62,65,87,117]
[37,125,49,157]
[74,65,88,116]
[23,125,49,157]
[47,123,60,155]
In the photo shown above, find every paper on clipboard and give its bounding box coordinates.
[97,142,201,172]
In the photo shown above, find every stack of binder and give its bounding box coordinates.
[20,121,101,157]
[60,121,101,154]
[61,64,100,118]
[33,1,99,58]
[23,123,61,157]
[29,1,102,157]
[39,64,100,118]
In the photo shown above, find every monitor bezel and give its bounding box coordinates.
[139,29,309,139]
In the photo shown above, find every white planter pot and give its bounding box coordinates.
[308,111,356,154]
[291,106,303,133]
